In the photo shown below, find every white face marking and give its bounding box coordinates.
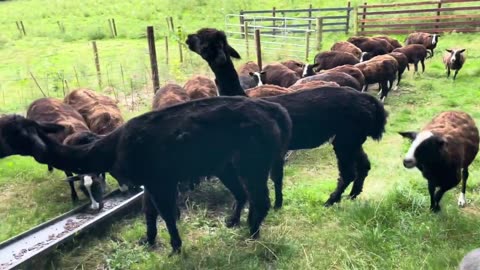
[360,52,367,62]
[404,131,434,168]
[253,72,263,86]
[84,175,100,210]
[302,64,309,77]
[458,192,466,207]
[328,135,336,143]
[119,184,129,192]
[450,50,457,64]
[432,34,437,45]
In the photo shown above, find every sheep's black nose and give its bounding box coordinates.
[403,159,415,168]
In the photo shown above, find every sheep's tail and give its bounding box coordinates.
[366,94,388,141]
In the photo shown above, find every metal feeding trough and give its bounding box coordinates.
[0,189,144,270]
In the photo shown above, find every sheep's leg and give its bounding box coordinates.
[139,190,159,246]
[65,171,79,202]
[446,67,451,78]
[48,165,54,173]
[421,59,425,73]
[458,168,469,207]
[325,139,357,206]
[379,81,389,103]
[217,165,247,228]
[349,147,371,199]
[413,61,419,74]
[453,70,459,80]
[432,187,449,213]
[270,156,285,209]
[146,184,182,254]
[428,181,438,212]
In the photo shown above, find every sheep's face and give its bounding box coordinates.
[68,174,106,210]
[400,131,446,169]
[302,63,320,77]
[186,28,241,66]
[429,34,439,45]
[249,71,265,86]
[0,115,64,159]
[446,49,466,64]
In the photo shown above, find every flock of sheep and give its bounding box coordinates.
[0,26,477,264]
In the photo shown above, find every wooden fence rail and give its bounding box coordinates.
[357,0,480,35]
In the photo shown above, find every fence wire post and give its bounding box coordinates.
[92,41,102,89]
[361,2,367,35]
[255,29,262,70]
[240,11,245,38]
[346,1,351,34]
[436,2,442,29]
[316,17,323,51]
[165,36,169,65]
[272,7,276,36]
[244,21,250,57]
[112,18,118,37]
[20,21,26,36]
[305,31,311,62]
[147,26,160,94]
[177,26,183,63]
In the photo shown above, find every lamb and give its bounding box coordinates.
[64,88,124,135]
[392,44,428,73]
[152,83,190,110]
[330,41,362,60]
[294,71,362,91]
[405,32,439,57]
[443,48,466,80]
[281,60,306,78]
[400,111,479,212]
[303,51,360,77]
[388,52,409,88]
[237,61,261,90]
[261,63,300,88]
[354,54,398,102]
[183,75,218,99]
[187,28,388,209]
[26,98,105,208]
[0,96,292,254]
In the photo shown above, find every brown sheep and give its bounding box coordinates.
[245,84,292,98]
[330,41,362,59]
[281,60,306,78]
[443,48,466,80]
[64,88,124,135]
[289,80,340,91]
[183,75,218,99]
[354,55,398,102]
[373,36,402,49]
[303,51,360,77]
[152,84,190,110]
[388,52,409,88]
[326,65,366,89]
[392,44,428,73]
[262,63,300,88]
[294,71,361,91]
[405,32,439,57]
[347,36,390,61]
[237,61,260,75]
[400,111,479,212]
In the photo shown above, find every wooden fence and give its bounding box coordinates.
[357,0,480,35]
[239,2,353,35]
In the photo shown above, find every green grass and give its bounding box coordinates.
[1,0,480,269]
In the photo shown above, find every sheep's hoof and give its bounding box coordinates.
[138,237,159,249]
[430,205,441,213]
[225,216,240,228]
[323,199,335,207]
[274,201,283,210]
[71,195,79,202]
[458,195,467,208]
[169,248,181,257]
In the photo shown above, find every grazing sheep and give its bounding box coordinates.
[303,51,360,77]
[443,48,466,80]
[393,44,428,73]
[64,88,124,135]
[26,98,105,207]
[354,54,398,102]
[262,63,300,88]
[405,32,439,57]
[388,52,409,88]
[152,83,190,110]
[0,95,292,254]
[294,71,362,91]
[289,80,340,91]
[187,28,388,209]
[347,36,390,60]
[183,75,218,99]
[373,36,402,49]
[245,84,292,97]
[400,111,479,212]
[281,60,306,78]
[330,41,362,60]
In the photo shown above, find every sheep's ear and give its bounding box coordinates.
[446,49,452,53]
[38,123,65,133]
[226,44,241,59]
[65,175,82,182]
[399,131,417,141]
[459,49,466,54]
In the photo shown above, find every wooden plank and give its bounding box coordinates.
[361,20,480,29]
[358,0,479,8]
[358,27,480,35]
[363,6,480,16]
[358,13,480,22]
[242,7,352,15]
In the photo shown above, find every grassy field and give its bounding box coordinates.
[1,0,480,269]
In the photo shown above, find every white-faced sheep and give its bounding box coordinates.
[405,32,439,57]
[443,48,466,80]
[261,63,300,88]
[237,61,261,90]
[400,111,479,212]
[392,44,428,73]
[152,83,190,110]
[187,28,388,209]
[281,60,306,78]
[303,51,360,77]
[64,88,124,135]
[354,54,398,102]
[183,75,218,99]
[330,41,362,60]
[26,98,106,208]
[0,96,292,254]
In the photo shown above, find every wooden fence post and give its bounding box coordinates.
[316,18,323,51]
[147,26,160,94]
[92,41,102,88]
[308,4,313,31]
[20,21,26,36]
[305,31,311,61]
[361,2,367,35]
[108,19,115,37]
[165,36,169,65]
[169,17,175,31]
[436,2,442,29]
[166,17,171,31]
[177,27,183,63]
[244,21,250,57]
[112,18,118,37]
[255,29,262,70]
[29,71,46,97]
[272,7,276,36]
[346,1,351,34]
[15,21,22,36]
[240,10,245,38]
